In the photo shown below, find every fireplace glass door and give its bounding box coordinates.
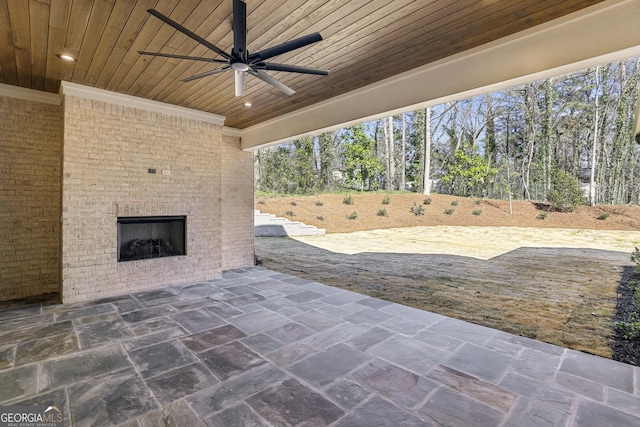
[117,216,186,262]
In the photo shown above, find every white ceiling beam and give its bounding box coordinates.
[241,0,640,150]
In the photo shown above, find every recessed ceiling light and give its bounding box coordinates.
[244,102,252,107]
[57,53,77,62]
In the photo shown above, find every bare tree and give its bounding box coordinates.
[399,113,406,191]
[384,116,395,189]
[423,107,432,195]
[589,66,599,205]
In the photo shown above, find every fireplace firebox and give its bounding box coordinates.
[117,216,186,262]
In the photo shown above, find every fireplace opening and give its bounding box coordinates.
[117,216,186,262]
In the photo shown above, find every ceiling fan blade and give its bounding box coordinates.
[147,9,233,61]
[248,70,295,95]
[232,0,247,61]
[235,70,245,97]
[138,51,228,63]
[249,33,323,62]
[181,66,230,82]
[259,62,329,75]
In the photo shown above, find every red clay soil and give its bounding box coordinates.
[255,193,640,233]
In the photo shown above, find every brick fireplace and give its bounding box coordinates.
[0,82,254,303]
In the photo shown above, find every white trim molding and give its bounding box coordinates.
[0,83,61,105]
[222,126,242,137]
[241,0,640,149]
[60,81,226,126]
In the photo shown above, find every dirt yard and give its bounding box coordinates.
[255,192,640,233]
[254,193,640,359]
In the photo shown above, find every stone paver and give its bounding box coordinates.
[246,378,344,425]
[1,266,640,426]
[419,386,505,426]
[560,350,635,393]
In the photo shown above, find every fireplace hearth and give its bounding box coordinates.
[117,216,186,262]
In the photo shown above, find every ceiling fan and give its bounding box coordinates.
[139,0,329,97]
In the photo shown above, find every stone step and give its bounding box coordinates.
[254,210,326,237]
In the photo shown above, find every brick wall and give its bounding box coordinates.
[0,95,62,302]
[1,84,255,304]
[61,94,225,303]
[221,133,255,269]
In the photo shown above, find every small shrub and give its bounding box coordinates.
[316,215,324,221]
[472,210,482,216]
[285,210,295,217]
[377,208,388,217]
[474,199,482,205]
[290,201,297,206]
[423,198,432,205]
[631,281,640,307]
[381,196,390,205]
[444,209,454,215]
[631,247,640,273]
[537,212,548,220]
[614,313,640,339]
[257,200,266,205]
[343,195,354,205]
[346,211,358,220]
[597,212,609,220]
[451,200,458,206]
[410,202,425,216]
[547,170,584,212]
[315,201,324,206]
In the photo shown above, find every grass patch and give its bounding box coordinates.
[451,200,458,206]
[472,210,482,216]
[346,211,358,220]
[285,210,295,217]
[377,208,388,217]
[423,197,432,205]
[316,215,324,221]
[343,195,354,205]
[537,212,547,220]
[381,196,390,205]
[315,201,324,206]
[597,212,609,220]
[444,208,454,215]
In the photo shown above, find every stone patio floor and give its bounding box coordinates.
[1,267,640,426]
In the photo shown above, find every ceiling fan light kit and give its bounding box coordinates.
[139,0,329,97]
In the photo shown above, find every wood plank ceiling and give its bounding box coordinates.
[0,0,605,129]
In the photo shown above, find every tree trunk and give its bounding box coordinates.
[542,78,554,197]
[485,94,496,168]
[589,66,599,205]
[318,131,337,190]
[383,118,390,189]
[423,107,432,195]
[522,84,536,200]
[386,116,395,190]
[400,113,406,191]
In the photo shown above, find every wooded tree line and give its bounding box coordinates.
[255,56,640,205]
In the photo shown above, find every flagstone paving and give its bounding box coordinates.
[1,266,640,426]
